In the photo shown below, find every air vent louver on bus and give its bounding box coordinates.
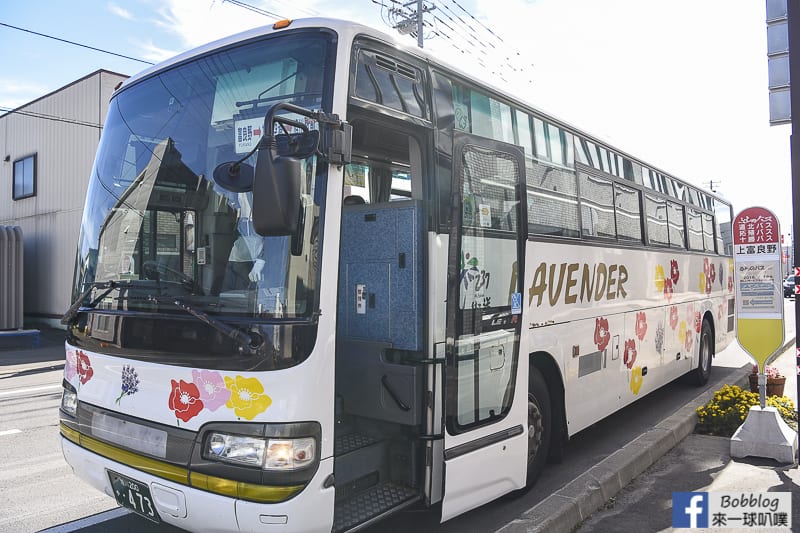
[374,54,417,80]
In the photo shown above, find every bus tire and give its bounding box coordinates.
[689,319,713,386]
[526,366,552,487]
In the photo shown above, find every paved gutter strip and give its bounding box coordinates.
[494,350,773,533]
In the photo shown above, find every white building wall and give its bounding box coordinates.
[0,70,128,325]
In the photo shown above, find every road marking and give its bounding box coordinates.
[0,429,22,436]
[0,384,62,397]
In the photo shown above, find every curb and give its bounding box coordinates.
[495,338,796,533]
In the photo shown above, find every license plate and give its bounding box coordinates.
[108,470,161,523]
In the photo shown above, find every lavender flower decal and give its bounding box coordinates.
[116,365,140,404]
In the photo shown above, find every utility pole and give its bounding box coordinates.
[389,0,435,48]
[787,0,800,463]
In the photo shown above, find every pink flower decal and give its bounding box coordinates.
[669,306,679,330]
[670,259,680,285]
[65,349,77,382]
[594,317,611,351]
[709,263,716,285]
[635,312,647,341]
[192,370,231,412]
[663,277,673,302]
[727,275,733,293]
[703,258,710,276]
[623,339,637,369]
[77,351,94,385]
[694,312,702,334]
[684,329,694,353]
[169,379,204,423]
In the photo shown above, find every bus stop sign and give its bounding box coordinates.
[733,206,784,372]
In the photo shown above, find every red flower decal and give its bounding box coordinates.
[635,312,647,341]
[594,317,610,351]
[703,258,710,275]
[685,329,694,353]
[694,312,702,334]
[663,278,673,302]
[705,275,712,295]
[669,306,679,330]
[77,351,94,385]
[670,259,680,285]
[727,276,733,293]
[623,339,637,369]
[709,263,716,284]
[168,379,204,423]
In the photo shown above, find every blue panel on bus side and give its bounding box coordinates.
[337,200,423,351]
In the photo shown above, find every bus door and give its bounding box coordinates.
[441,134,528,521]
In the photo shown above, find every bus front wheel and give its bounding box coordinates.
[689,320,713,386]
[526,367,552,487]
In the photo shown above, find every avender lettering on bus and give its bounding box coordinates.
[528,262,629,307]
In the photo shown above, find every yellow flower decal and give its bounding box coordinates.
[678,321,687,344]
[698,272,706,293]
[224,375,272,420]
[654,265,665,292]
[630,366,643,395]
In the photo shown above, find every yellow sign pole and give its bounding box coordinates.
[733,207,784,409]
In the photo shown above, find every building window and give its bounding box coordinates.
[13,154,36,200]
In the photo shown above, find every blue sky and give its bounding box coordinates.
[1,0,794,237]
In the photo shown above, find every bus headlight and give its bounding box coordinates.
[205,433,316,470]
[264,438,315,470]
[206,432,266,467]
[61,386,78,417]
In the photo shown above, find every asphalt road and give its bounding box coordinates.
[1,299,786,533]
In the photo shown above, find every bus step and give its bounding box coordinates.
[333,482,419,533]
[335,432,380,455]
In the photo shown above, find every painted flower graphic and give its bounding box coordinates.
[727,275,733,293]
[594,317,611,351]
[623,339,637,369]
[225,375,272,420]
[669,259,680,285]
[718,262,724,288]
[699,272,707,294]
[65,349,77,382]
[77,351,94,385]
[663,277,674,302]
[654,265,665,293]
[678,321,687,344]
[694,312,702,334]
[630,366,644,395]
[685,328,694,353]
[655,321,665,354]
[709,263,716,285]
[115,365,139,404]
[635,312,647,341]
[669,306,679,330]
[192,369,231,412]
[169,379,204,423]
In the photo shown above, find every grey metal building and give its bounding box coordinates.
[0,69,128,327]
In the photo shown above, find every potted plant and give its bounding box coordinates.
[749,365,786,397]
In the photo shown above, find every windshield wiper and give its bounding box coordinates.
[61,280,134,326]
[148,295,262,354]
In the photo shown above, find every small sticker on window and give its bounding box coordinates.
[479,203,492,228]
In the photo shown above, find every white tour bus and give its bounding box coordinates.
[59,17,735,533]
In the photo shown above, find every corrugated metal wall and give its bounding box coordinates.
[0,226,24,330]
[0,70,128,324]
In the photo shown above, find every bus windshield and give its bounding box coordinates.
[72,31,332,320]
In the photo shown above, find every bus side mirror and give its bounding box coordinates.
[252,145,301,236]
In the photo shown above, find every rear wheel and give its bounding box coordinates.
[689,320,713,386]
[526,366,552,487]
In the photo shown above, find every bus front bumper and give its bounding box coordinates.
[61,436,334,533]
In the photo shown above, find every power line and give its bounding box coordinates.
[221,0,284,19]
[0,22,154,65]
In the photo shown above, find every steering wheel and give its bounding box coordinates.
[142,260,195,286]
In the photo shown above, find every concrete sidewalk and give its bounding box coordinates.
[498,301,799,533]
